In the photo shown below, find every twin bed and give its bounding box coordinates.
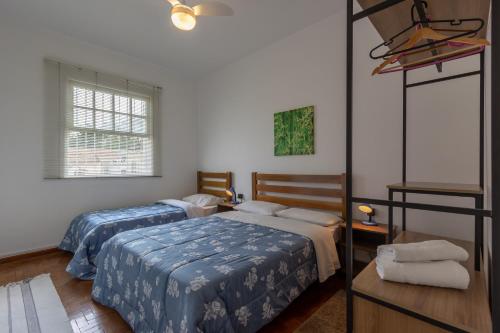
[86,172,346,333]
[59,171,232,279]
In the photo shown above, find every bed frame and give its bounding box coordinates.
[251,172,346,218]
[197,171,232,200]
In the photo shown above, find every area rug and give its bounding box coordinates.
[294,289,346,333]
[0,273,72,333]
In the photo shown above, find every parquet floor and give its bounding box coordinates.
[0,250,344,333]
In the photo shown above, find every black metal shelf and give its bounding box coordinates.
[387,181,485,271]
[345,1,498,332]
[386,181,483,195]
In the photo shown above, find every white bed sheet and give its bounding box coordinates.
[200,205,218,216]
[157,199,218,218]
[215,211,341,282]
[330,224,342,243]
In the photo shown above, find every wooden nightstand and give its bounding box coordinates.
[338,220,397,274]
[217,202,236,213]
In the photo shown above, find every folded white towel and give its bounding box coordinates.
[376,254,470,289]
[377,240,469,262]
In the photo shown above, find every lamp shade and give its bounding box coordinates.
[171,5,196,31]
[226,187,237,203]
[358,204,374,215]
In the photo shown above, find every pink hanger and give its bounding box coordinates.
[378,45,485,74]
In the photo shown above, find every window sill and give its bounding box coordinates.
[44,175,162,180]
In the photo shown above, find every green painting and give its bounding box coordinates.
[274,106,314,156]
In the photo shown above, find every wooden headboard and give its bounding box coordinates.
[252,172,346,218]
[197,171,232,200]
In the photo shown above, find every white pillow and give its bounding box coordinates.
[234,200,287,216]
[276,208,343,227]
[182,194,223,207]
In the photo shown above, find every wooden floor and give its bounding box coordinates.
[0,250,345,333]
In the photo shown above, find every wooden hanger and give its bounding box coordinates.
[418,27,489,46]
[372,26,489,75]
[370,1,487,60]
[376,44,484,74]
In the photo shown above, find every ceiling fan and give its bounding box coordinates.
[166,0,234,31]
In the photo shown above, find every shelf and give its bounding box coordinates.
[339,239,380,254]
[339,220,397,253]
[352,231,491,332]
[340,220,394,236]
[217,201,236,213]
[387,181,483,195]
[218,201,236,208]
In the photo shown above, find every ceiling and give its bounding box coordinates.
[0,0,344,78]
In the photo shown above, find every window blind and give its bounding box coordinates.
[44,59,162,178]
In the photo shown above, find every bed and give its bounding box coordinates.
[91,172,345,333]
[59,171,232,280]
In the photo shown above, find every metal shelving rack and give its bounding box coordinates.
[345,0,499,332]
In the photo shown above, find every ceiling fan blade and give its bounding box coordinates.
[166,0,181,7]
[193,1,234,16]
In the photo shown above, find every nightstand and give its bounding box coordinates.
[217,202,236,213]
[338,220,397,274]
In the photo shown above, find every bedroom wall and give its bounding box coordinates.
[196,4,483,242]
[0,16,198,257]
[401,57,481,243]
[196,6,402,224]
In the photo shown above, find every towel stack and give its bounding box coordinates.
[376,240,470,290]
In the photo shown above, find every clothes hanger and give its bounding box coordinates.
[370,1,490,75]
[372,27,490,75]
[372,26,489,75]
[376,44,485,74]
[391,42,447,63]
[417,27,489,46]
[370,2,486,61]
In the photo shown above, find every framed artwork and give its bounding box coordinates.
[274,106,314,156]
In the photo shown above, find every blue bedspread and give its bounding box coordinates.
[60,204,186,280]
[92,216,318,333]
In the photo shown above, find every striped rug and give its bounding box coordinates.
[0,274,72,333]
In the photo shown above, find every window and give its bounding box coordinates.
[44,60,161,178]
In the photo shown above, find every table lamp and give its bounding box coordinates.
[225,187,238,204]
[358,204,377,226]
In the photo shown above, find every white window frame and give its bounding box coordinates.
[43,59,162,179]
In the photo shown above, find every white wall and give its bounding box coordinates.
[196,6,484,242]
[400,57,481,241]
[196,7,404,224]
[196,10,349,193]
[0,16,198,257]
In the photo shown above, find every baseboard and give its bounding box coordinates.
[0,245,62,264]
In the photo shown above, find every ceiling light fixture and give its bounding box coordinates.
[166,0,233,32]
[171,4,196,31]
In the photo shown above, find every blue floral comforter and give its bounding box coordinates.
[91,216,318,333]
[60,203,186,280]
